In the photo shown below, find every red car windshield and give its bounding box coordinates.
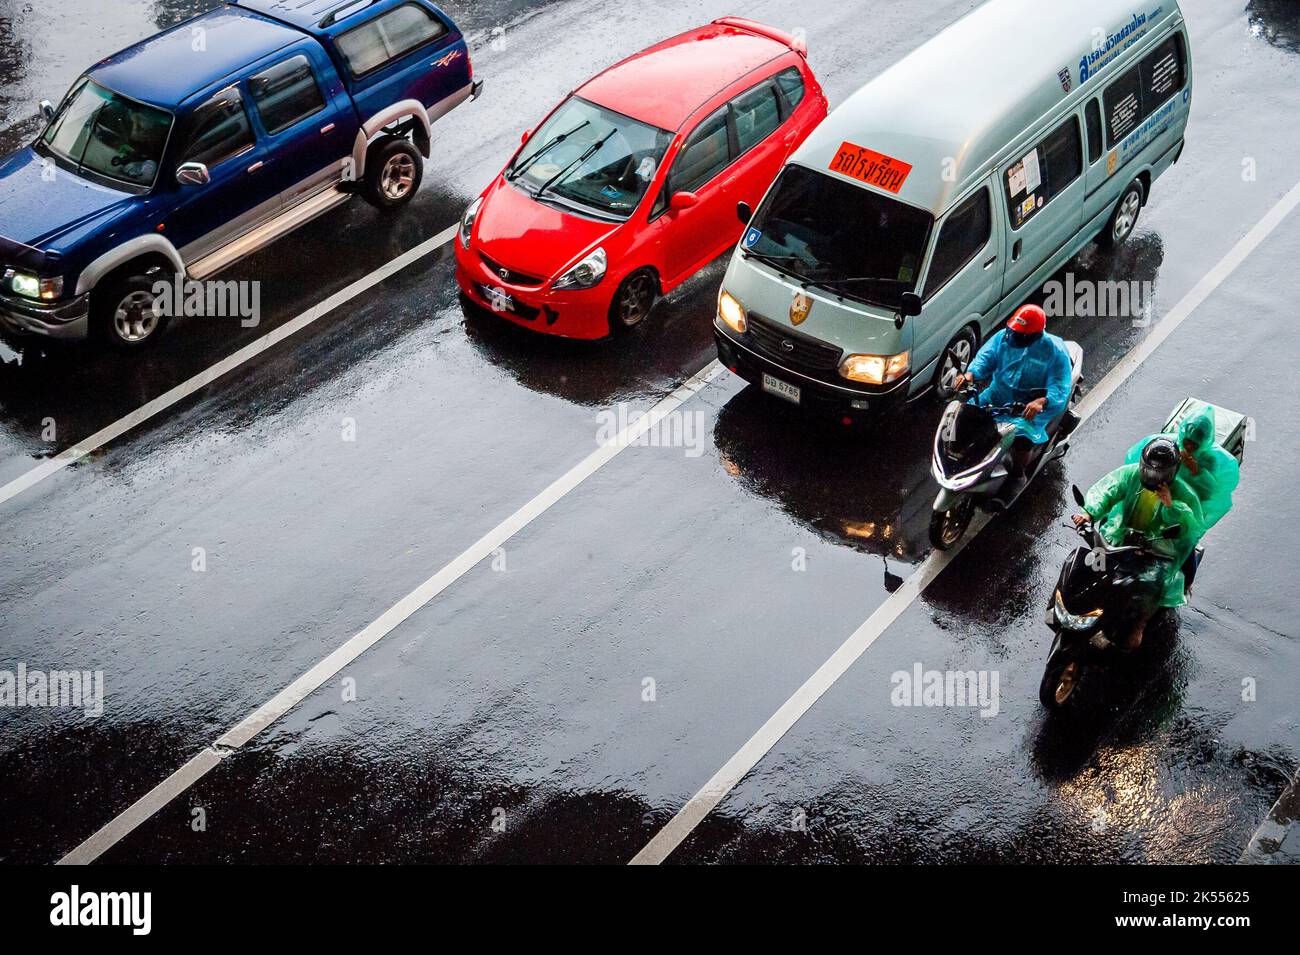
[507,97,672,220]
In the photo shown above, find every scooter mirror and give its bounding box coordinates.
[1163,524,1183,540]
[1071,485,1086,508]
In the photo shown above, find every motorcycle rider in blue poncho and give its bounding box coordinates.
[955,304,1074,500]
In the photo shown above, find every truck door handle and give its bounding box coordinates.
[320,123,336,135]
[983,255,998,270]
[1011,240,1022,262]
[247,161,265,174]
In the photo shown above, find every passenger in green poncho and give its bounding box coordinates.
[1124,400,1240,531]
[1072,438,1204,650]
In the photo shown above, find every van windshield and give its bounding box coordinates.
[744,164,932,310]
[38,79,172,190]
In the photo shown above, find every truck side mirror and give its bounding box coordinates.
[40,100,55,121]
[176,161,210,187]
[899,292,922,317]
[736,201,752,225]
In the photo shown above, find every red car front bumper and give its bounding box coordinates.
[455,240,614,340]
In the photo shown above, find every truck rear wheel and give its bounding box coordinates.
[363,137,423,210]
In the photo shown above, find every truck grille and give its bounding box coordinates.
[746,311,843,374]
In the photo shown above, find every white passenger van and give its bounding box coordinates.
[714,0,1191,417]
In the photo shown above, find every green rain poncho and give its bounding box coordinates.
[1125,402,1240,530]
[1084,464,1205,609]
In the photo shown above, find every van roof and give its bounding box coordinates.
[792,0,1182,217]
[87,6,301,109]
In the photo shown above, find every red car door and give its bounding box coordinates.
[725,78,793,213]
[652,107,737,287]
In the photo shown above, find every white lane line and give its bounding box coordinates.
[0,224,458,511]
[59,359,724,865]
[631,178,1300,865]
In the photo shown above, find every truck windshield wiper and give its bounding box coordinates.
[506,120,590,182]
[536,128,616,198]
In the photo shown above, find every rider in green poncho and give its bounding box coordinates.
[1124,400,1240,531]
[1073,438,1204,650]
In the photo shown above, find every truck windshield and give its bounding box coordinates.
[506,97,671,219]
[744,164,932,310]
[39,79,173,190]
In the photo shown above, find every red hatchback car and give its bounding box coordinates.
[455,17,828,339]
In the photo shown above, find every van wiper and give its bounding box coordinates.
[507,120,590,182]
[815,275,908,290]
[536,128,616,198]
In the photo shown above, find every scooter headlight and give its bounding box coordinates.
[1053,590,1103,631]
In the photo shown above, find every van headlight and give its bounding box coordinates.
[459,197,483,248]
[718,290,747,333]
[5,270,63,301]
[839,351,909,385]
[553,247,607,290]
[1053,590,1103,631]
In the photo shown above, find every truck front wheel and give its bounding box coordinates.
[363,137,423,210]
[91,274,170,350]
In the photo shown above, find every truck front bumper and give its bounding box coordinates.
[0,291,91,340]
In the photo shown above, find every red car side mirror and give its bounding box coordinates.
[669,191,699,212]
[521,129,532,145]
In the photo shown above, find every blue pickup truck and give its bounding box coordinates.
[0,0,480,348]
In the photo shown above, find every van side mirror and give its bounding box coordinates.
[40,100,55,121]
[1071,485,1087,508]
[736,201,753,225]
[176,161,210,187]
[899,292,922,317]
[670,191,699,212]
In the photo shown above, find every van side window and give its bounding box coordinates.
[924,187,991,299]
[1085,100,1103,164]
[335,3,449,78]
[731,83,781,155]
[774,67,805,110]
[181,87,254,168]
[1004,117,1082,229]
[670,110,731,194]
[1104,33,1186,149]
[249,55,326,135]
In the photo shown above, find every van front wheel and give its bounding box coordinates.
[1099,180,1144,248]
[933,326,978,401]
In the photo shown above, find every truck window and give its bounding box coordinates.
[249,55,326,135]
[774,67,805,110]
[334,3,449,78]
[1004,116,1081,230]
[181,87,254,168]
[731,83,781,155]
[924,187,991,299]
[1085,99,1103,164]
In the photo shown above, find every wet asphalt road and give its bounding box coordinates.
[0,0,1297,864]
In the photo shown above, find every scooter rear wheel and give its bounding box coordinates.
[929,498,975,550]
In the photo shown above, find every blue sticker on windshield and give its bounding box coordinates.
[601,185,620,198]
[744,228,762,248]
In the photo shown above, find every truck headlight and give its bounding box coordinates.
[553,247,606,290]
[839,351,909,385]
[1053,590,1103,631]
[6,270,63,301]
[718,290,747,333]
[459,197,483,248]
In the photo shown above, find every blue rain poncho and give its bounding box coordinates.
[1125,401,1239,531]
[1083,464,1205,609]
[966,329,1073,445]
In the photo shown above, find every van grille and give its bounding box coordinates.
[746,312,843,374]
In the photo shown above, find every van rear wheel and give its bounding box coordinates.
[1099,180,1145,248]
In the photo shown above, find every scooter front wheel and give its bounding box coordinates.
[1039,646,1084,710]
[929,497,975,550]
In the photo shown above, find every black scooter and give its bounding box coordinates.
[1038,485,1184,710]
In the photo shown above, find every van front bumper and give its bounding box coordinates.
[714,319,910,416]
[0,291,90,340]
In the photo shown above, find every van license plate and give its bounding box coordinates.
[762,373,801,404]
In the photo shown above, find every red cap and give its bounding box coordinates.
[1008,304,1046,335]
